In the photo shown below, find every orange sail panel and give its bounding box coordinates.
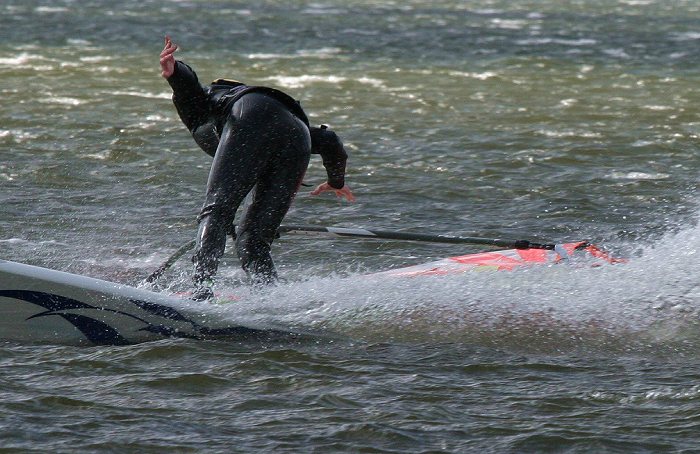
[377,242,619,277]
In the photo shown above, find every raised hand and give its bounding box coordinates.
[160,35,178,78]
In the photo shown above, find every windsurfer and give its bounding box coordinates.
[159,36,355,300]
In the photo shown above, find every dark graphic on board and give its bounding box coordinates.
[0,290,296,345]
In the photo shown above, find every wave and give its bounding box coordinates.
[263,74,385,90]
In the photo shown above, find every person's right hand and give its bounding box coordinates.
[310,182,356,202]
[160,35,178,79]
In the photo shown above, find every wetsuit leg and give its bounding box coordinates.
[235,128,310,284]
[192,93,310,289]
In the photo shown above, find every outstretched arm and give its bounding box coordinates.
[160,36,217,155]
[159,37,208,129]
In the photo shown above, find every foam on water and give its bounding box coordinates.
[0,52,45,67]
[110,90,171,100]
[247,48,342,60]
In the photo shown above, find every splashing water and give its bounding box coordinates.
[166,219,700,354]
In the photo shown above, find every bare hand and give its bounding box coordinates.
[160,35,178,79]
[310,182,356,202]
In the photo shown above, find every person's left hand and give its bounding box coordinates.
[311,182,356,202]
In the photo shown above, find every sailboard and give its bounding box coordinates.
[0,241,620,346]
[0,259,302,346]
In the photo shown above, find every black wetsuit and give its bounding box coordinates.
[167,61,348,288]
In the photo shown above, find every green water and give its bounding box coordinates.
[3,0,700,451]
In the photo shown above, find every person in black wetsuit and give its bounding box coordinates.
[159,36,355,300]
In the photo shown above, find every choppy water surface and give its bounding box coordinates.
[3,0,700,451]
